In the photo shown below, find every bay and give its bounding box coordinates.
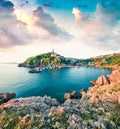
[0,64,111,103]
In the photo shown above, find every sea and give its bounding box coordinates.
[0,64,111,103]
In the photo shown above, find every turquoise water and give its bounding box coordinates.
[0,64,111,103]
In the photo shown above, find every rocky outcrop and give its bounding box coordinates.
[91,69,120,87]
[87,82,120,103]
[90,80,96,85]
[86,69,120,103]
[64,93,71,100]
[29,67,42,73]
[0,96,119,129]
[107,70,120,83]
[0,96,59,110]
[64,90,77,100]
[96,75,110,86]
[18,63,25,67]
[71,90,77,98]
[0,92,16,105]
[80,89,86,97]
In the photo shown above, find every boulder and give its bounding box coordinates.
[29,67,42,73]
[55,106,65,115]
[96,75,110,86]
[90,80,96,85]
[80,89,86,97]
[64,93,71,100]
[64,90,78,100]
[18,63,25,67]
[71,90,77,99]
[0,92,16,104]
[107,70,120,83]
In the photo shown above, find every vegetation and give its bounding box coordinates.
[92,53,120,67]
[0,101,120,129]
[22,52,71,68]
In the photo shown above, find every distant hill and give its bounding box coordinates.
[91,53,120,68]
[18,52,120,70]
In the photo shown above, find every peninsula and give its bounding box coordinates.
[18,51,95,73]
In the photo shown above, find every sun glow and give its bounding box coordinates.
[14,9,33,26]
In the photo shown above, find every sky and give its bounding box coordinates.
[0,0,120,62]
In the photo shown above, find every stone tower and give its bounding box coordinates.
[52,49,54,53]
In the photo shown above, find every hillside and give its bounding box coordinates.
[18,52,72,68]
[91,53,120,69]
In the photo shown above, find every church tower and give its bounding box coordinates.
[52,49,54,53]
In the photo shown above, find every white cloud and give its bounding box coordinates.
[72,5,120,51]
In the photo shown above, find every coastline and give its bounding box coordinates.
[0,66,120,128]
[0,60,120,128]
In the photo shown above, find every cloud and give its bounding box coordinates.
[20,1,29,7]
[72,4,120,51]
[72,8,91,27]
[33,6,72,40]
[0,0,35,48]
[0,1,72,48]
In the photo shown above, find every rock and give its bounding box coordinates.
[21,114,32,123]
[68,114,83,129]
[64,91,78,100]
[107,70,120,83]
[71,90,77,99]
[80,89,86,97]
[55,106,65,115]
[18,63,25,67]
[96,75,110,86]
[90,80,96,85]
[0,92,16,105]
[64,93,71,100]
[29,67,42,73]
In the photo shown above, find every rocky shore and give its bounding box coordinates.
[0,67,120,129]
[87,66,120,103]
[0,61,120,128]
[0,94,120,129]
[0,92,16,104]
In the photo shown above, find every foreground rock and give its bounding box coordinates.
[86,69,120,103]
[96,75,110,86]
[0,96,119,129]
[90,80,96,85]
[0,92,16,105]
[64,90,77,100]
[64,93,71,100]
[107,69,120,83]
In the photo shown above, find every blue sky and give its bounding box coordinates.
[0,0,120,62]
